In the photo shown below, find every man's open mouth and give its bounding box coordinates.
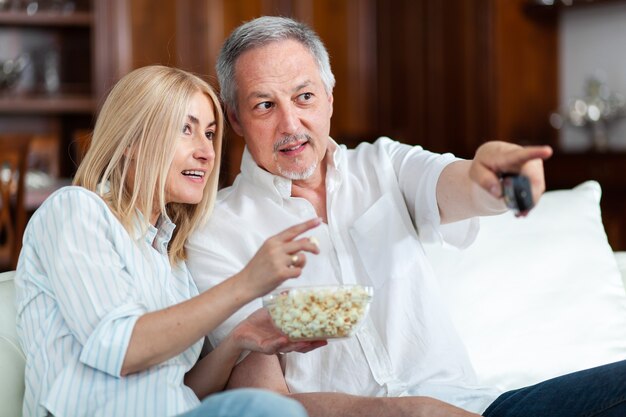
[279,140,308,153]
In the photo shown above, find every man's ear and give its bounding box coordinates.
[227,108,244,137]
[328,93,335,118]
[328,93,334,118]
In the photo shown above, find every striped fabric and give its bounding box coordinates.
[15,186,202,417]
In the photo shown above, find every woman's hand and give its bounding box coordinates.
[239,217,322,297]
[186,308,326,398]
[231,308,327,354]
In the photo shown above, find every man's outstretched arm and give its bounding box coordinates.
[437,141,552,224]
[226,352,480,417]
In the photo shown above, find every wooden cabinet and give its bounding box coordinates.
[0,0,133,271]
[0,0,130,176]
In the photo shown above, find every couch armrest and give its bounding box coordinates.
[614,252,626,290]
[0,270,24,417]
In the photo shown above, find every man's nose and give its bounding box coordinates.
[277,104,300,135]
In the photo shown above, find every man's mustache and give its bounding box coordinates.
[273,134,312,152]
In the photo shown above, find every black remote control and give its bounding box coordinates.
[501,174,533,215]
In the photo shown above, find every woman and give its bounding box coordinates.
[14,65,323,417]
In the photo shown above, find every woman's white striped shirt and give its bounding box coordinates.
[15,186,202,417]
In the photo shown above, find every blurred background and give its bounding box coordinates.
[1,0,626,271]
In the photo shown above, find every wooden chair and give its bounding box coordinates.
[0,135,31,271]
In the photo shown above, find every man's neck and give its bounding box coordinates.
[291,161,328,223]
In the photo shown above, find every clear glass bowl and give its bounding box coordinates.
[262,284,374,341]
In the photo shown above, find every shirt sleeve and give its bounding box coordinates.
[376,137,479,248]
[28,188,147,377]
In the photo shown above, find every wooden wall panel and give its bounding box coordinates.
[492,0,558,148]
[128,0,558,185]
[376,0,496,157]
[376,0,426,148]
[309,0,377,144]
[374,0,555,158]
[129,0,177,69]
[93,0,132,100]
[175,0,217,77]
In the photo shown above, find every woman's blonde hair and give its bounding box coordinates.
[74,65,223,265]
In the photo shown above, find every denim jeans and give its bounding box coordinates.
[177,388,308,417]
[483,359,626,417]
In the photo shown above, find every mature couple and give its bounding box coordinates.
[15,15,626,417]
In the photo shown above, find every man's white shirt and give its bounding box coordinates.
[187,137,500,413]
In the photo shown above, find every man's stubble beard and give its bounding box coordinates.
[277,160,318,180]
[273,133,318,180]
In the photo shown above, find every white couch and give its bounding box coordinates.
[0,269,26,417]
[424,180,626,392]
[3,181,626,416]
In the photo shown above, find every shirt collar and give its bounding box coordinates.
[98,181,175,254]
[152,214,176,254]
[130,209,176,254]
[239,137,343,199]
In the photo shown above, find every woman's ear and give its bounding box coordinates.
[123,144,135,160]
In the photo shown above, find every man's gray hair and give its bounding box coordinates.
[216,16,336,114]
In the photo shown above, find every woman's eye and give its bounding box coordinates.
[182,124,191,135]
[205,131,215,141]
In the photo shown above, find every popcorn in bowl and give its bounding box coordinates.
[263,285,373,341]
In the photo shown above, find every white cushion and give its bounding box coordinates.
[424,181,626,392]
[0,270,24,417]
[613,251,626,289]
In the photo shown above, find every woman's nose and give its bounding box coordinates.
[194,136,215,162]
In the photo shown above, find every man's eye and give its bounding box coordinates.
[182,124,191,134]
[296,92,314,104]
[255,102,273,110]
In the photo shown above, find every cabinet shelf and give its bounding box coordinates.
[525,0,626,14]
[0,94,95,114]
[0,11,92,27]
[0,0,124,180]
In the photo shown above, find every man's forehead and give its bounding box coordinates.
[235,39,316,73]
[246,80,314,98]
[233,39,324,101]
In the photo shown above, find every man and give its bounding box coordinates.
[186,16,626,417]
